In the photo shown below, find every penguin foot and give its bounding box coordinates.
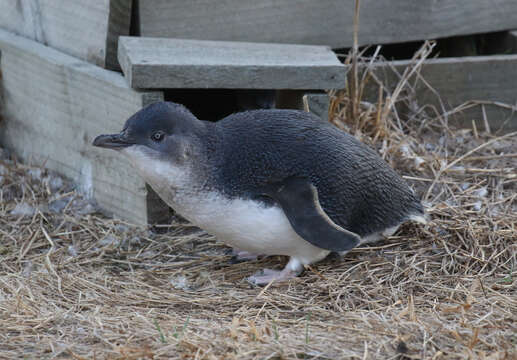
[247,268,295,285]
[230,248,261,264]
[233,248,259,260]
[247,258,303,285]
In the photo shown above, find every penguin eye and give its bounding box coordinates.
[151,131,165,142]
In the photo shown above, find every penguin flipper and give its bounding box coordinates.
[262,177,361,252]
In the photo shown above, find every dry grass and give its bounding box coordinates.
[1,45,517,359]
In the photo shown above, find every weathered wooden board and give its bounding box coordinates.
[0,29,165,225]
[136,0,517,49]
[366,55,517,132]
[118,37,346,89]
[0,0,132,69]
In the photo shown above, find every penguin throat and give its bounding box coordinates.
[121,145,198,204]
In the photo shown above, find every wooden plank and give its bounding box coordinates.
[118,37,346,89]
[365,55,517,132]
[137,0,517,49]
[0,0,132,69]
[0,29,164,225]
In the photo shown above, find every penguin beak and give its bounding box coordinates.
[92,133,134,149]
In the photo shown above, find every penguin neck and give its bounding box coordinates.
[192,119,224,167]
[153,119,223,204]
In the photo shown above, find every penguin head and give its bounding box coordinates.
[93,101,204,163]
[93,102,208,188]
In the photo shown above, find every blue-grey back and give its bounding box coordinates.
[211,109,423,236]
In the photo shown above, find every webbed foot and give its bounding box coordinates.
[230,248,261,264]
[247,258,303,285]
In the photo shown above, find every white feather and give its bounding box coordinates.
[176,193,330,264]
[121,145,330,265]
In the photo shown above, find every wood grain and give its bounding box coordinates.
[118,37,345,89]
[0,0,132,69]
[366,55,517,132]
[137,0,517,48]
[0,29,164,225]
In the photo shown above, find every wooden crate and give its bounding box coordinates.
[135,0,517,49]
[364,55,517,132]
[0,29,165,225]
[0,0,132,69]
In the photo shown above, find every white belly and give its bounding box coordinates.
[119,147,330,264]
[167,191,330,265]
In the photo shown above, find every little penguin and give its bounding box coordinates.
[93,101,426,285]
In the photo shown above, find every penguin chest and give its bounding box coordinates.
[170,192,329,262]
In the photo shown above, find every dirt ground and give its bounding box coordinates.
[1,52,516,359]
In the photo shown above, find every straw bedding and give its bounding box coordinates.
[0,48,516,359]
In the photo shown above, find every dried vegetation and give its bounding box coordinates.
[1,43,516,359]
